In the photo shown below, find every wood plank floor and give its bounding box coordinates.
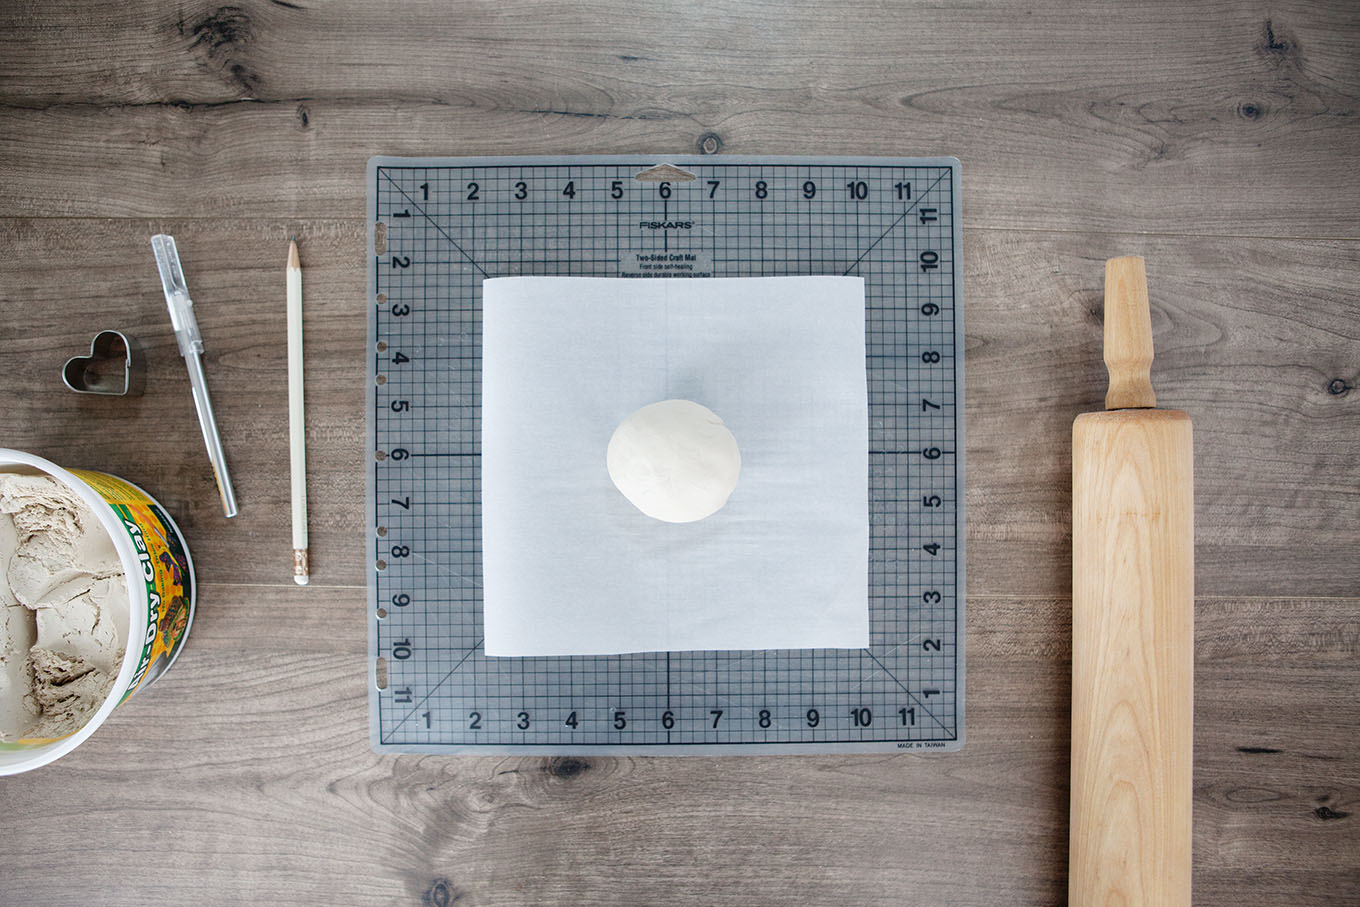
[0,2,1356,904]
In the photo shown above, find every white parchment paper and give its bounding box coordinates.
[481,276,869,656]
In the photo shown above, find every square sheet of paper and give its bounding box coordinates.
[481,276,869,657]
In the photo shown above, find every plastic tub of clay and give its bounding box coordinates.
[0,449,195,774]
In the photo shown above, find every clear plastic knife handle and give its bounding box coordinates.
[151,234,203,358]
[150,234,238,518]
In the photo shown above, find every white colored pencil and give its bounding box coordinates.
[287,239,310,584]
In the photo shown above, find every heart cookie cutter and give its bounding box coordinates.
[63,330,145,396]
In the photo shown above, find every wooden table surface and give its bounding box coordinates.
[1,2,1357,904]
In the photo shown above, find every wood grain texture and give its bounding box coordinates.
[1101,257,1157,410]
[0,1,1357,234]
[0,1,1357,903]
[1072,410,1195,905]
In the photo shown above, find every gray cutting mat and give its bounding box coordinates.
[366,155,964,754]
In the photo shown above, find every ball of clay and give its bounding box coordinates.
[607,400,741,523]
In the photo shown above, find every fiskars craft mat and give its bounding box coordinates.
[367,156,964,754]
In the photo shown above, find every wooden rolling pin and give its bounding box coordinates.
[1070,257,1194,905]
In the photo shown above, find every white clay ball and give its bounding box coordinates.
[607,400,742,523]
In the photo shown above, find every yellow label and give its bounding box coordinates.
[70,470,195,701]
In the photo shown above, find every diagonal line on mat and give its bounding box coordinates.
[380,171,490,279]
[384,638,484,743]
[842,171,948,276]
[863,649,954,737]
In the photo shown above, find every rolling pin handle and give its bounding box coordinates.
[1103,256,1157,410]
